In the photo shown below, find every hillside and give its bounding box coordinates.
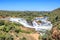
[0,8,60,40]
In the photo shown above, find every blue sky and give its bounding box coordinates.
[0,0,60,11]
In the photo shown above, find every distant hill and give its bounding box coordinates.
[49,8,60,23]
[53,8,60,11]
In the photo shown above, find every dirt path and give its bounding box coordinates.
[29,33,40,40]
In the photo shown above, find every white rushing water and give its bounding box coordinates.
[0,17,53,34]
[9,17,53,32]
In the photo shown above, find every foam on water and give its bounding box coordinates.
[0,17,53,33]
[9,17,53,32]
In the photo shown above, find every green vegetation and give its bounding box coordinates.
[0,20,35,40]
[0,8,60,40]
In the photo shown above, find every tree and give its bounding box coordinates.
[55,16,58,21]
